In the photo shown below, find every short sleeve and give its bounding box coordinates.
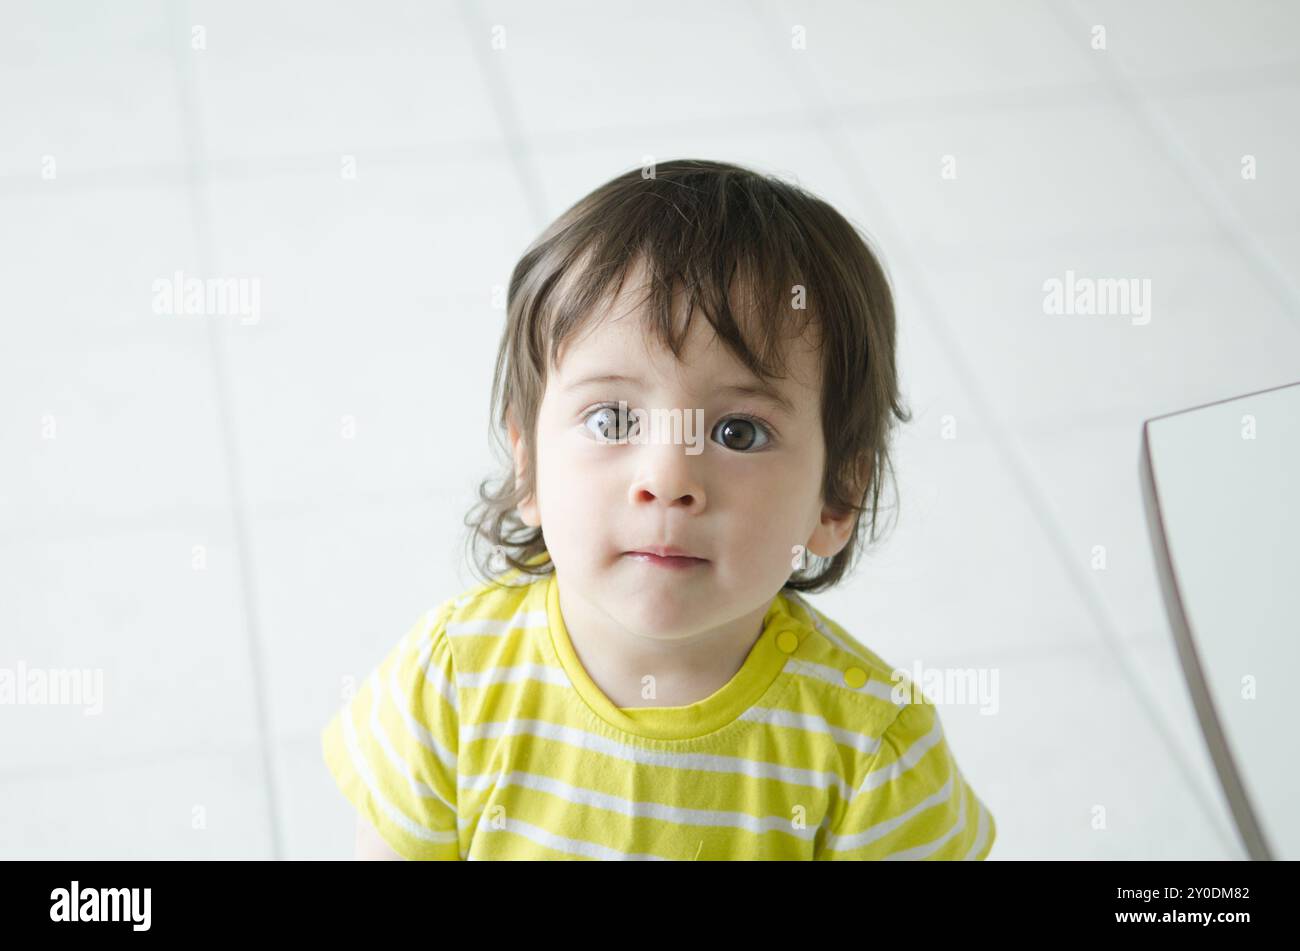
[817,699,997,860]
[321,600,461,860]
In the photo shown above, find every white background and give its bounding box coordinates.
[2,0,1298,859]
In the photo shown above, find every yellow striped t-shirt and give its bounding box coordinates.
[321,564,997,860]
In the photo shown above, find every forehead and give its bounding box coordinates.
[551,265,822,405]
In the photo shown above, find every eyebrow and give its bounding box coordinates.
[564,372,796,415]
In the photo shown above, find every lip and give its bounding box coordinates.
[623,546,709,569]
[627,545,702,559]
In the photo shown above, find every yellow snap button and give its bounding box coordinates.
[844,667,867,689]
[776,630,799,654]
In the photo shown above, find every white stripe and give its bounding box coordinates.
[857,712,945,795]
[459,768,816,841]
[475,816,670,861]
[386,662,457,773]
[460,718,852,799]
[784,594,873,662]
[445,610,549,637]
[414,638,459,713]
[787,657,899,703]
[883,775,968,860]
[740,705,882,757]
[369,669,453,807]
[963,796,992,860]
[457,663,570,690]
[403,605,452,658]
[811,618,874,664]
[340,683,458,847]
[821,775,956,853]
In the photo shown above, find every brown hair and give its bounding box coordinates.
[463,158,911,593]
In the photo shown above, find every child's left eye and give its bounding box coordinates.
[712,416,772,452]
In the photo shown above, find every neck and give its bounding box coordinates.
[557,582,772,709]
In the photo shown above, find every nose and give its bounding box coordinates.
[628,440,707,512]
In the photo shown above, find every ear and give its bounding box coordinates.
[804,453,871,559]
[804,502,856,560]
[507,412,541,528]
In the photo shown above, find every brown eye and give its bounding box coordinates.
[712,416,770,452]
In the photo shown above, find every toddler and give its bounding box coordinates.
[321,158,997,860]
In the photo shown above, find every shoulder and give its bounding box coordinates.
[777,589,912,742]
[433,566,553,673]
[377,569,539,708]
[776,592,968,796]
[782,597,997,858]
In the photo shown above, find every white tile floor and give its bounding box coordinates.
[2,0,1296,859]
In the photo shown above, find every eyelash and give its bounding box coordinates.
[580,402,779,450]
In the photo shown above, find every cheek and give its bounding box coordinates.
[726,461,817,538]
[722,467,800,535]
[535,431,615,518]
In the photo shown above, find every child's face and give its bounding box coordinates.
[509,278,857,640]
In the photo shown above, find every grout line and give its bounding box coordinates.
[171,0,284,860]
[456,0,551,231]
[1054,0,1300,329]
[4,58,1298,198]
[0,726,339,786]
[0,480,478,548]
[915,634,1130,671]
[752,0,1244,858]
[7,61,1294,199]
[908,219,1230,263]
[447,2,553,596]
[0,740,269,785]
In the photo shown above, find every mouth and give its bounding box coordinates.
[622,547,709,569]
